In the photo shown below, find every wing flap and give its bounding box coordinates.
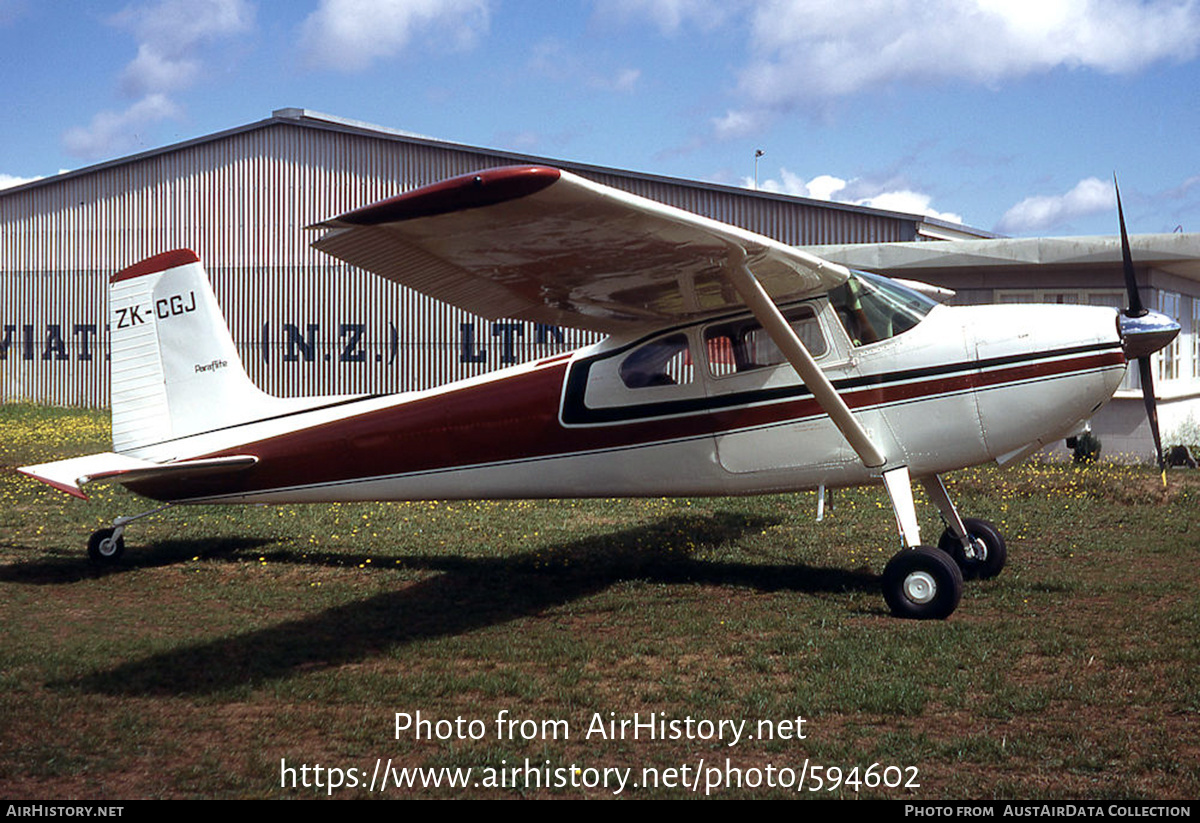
[312,166,850,333]
[19,453,258,500]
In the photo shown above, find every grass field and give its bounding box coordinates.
[1,403,1198,799]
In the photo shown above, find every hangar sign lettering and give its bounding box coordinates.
[0,320,566,366]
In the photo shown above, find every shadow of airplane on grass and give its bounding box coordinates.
[49,512,878,697]
[0,537,276,584]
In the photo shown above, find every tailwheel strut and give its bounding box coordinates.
[86,504,173,564]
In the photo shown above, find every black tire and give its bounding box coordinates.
[882,546,963,620]
[87,528,125,564]
[938,517,1006,580]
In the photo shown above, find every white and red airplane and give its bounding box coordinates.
[18,166,1179,619]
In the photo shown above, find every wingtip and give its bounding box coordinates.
[322,166,563,227]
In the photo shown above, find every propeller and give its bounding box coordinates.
[1113,176,1177,478]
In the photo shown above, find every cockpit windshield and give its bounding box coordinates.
[827,270,938,347]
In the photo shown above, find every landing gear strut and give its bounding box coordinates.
[876,470,1007,619]
[879,467,963,619]
[938,517,1006,580]
[921,475,1007,581]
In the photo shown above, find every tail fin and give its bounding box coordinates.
[110,250,277,453]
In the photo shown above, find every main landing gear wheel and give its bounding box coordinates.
[87,528,125,564]
[882,546,963,620]
[938,517,1006,581]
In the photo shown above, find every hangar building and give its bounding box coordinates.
[1,108,1197,460]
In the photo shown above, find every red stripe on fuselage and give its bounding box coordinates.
[125,349,1125,501]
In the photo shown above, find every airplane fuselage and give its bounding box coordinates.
[121,296,1127,505]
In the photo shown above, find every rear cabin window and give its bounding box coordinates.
[703,305,826,378]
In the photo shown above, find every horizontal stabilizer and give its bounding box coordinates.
[18,453,259,500]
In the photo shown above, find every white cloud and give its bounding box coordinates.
[1162,174,1200,200]
[121,44,201,95]
[719,0,1200,132]
[858,190,964,225]
[62,94,182,160]
[804,174,848,202]
[713,109,768,140]
[527,37,641,95]
[594,67,641,93]
[299,0,491,72]
[996,177,1115,233]
[0,172,43,190]
[593,0,740,34]
[748,167,964,223]
[62,0,254,160]
[113,0,254,95]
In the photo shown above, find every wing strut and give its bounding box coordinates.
[725,250,924,548]
[724,251,886,469]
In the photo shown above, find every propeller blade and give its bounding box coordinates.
[1115,175,1170,479]
[1114,175,1146,317]
[1137,356,1166,473]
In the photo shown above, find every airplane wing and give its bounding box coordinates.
[310,166,850,334]
[18,453,258,500]
[313,166,903,515]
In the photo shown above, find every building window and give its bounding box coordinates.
[1157,291,1181,381]
[1192,298,1200,379]
[994,289,1124,308]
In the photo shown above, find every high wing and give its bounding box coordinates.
[312,166,930,542]
[311,166,850,334]
[312,164,895,498]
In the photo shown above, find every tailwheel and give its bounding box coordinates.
[938,517,1006,581]
[87,528,125,564]
[882,546,963,620]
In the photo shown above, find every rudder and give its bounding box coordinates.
[109,250,275,454]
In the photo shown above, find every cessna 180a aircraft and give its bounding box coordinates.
[19,167,1180,619]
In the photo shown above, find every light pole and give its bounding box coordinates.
[754,149,764,190]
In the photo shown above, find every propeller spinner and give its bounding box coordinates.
[1113,177,1180,473]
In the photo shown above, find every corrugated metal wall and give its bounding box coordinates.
[0,115,919,407]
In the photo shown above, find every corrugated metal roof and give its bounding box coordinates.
[0,107,995,241]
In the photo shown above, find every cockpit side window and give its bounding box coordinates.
[618,333,693,388]
[703,305,826,377]
[828,271,937,347]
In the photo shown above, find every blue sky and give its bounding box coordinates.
[2,0,1199,237]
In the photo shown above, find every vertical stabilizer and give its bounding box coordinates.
[109,250,275,453]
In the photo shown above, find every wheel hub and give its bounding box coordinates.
[903,571,937,604]
[968,537,987,563]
